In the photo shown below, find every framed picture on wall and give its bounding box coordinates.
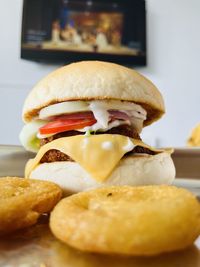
[21,0,146,66]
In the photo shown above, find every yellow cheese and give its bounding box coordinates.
[25,134,167,182]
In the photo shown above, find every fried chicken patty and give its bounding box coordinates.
[40,146,155,164]
[39,125,154,164]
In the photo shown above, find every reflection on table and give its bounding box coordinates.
[0,216,199,267]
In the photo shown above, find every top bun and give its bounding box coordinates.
[23,61,165,126]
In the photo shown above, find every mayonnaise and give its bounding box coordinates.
[82,137,89,149]
[123,138,135,152]
[89,101,110,129]
[102,141,114,150]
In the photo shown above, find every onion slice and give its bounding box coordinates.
[39,100,147,121]
[39,101,89,120]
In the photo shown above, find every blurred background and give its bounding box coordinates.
[0,0,200,147]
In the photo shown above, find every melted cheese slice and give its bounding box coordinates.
[25,135,167,182]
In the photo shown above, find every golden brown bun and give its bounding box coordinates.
[23,61,165,126]
[29,152,175,195]
[50,185,200,255]
[0,177,62,235]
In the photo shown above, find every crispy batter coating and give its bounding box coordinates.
[50,185,200,256]
[0,177,62,235]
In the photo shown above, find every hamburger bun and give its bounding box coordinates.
[22,61,165,126]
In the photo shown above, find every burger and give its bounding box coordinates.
[20,61,175,194]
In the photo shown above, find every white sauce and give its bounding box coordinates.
[80,120,127,133]
[89,102,110,129]
[82,137,89,149]
[81,101,146,133]
[102,141,114,150]
[123,138,135,152]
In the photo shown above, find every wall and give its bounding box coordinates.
[0,0,200,147]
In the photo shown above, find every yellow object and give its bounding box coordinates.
[25,134,164,182]
[50,185,200,255]
[187,124,200,146]
[0,177,62,235]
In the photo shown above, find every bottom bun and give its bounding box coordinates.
[29,152,176,194]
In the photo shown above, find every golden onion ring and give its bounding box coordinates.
[50,185,200,255]
[0,177,62,235]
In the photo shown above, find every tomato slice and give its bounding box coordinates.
[39,110,130,135]
[39,117,96,135]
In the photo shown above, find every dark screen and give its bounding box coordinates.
[21,0,146,66]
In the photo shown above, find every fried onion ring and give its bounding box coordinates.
[0,177,62,235]
[50,185,200,255]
